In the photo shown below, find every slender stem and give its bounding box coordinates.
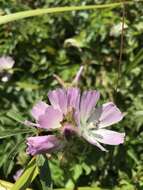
[115,2,125,98]
[53,74,66,88]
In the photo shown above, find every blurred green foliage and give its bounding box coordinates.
[0,0,143,189]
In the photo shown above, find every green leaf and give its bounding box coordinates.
[7,139,25,160]
[3,158,14,178]
[7,110,25,123]
[127,149,139,164]
[126,48,143,73]
[0,128,35,139]
[0,179,29,190]
[11,158,38,190]
[36,155,52,190]
[55,187,102,190]
[134,110,143,116]
[81,163,91,175]
[16,81,41,91]
[0,1,133,25]
[73,164,82,181]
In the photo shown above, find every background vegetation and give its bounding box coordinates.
[0,0,143,189]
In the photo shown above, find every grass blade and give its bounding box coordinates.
[0,1,133,25]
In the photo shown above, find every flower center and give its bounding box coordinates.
[62,108,76,127]
[86,121,104,140]
[88,121,100,130]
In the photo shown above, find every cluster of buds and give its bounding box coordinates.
[25,66,125,155]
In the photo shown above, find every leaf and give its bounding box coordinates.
[0,180,102,190]
[11,158,38,190]
[0,179,30,190]
[126,48,143,73]
[16,81,41,91]
[0,2,132,25]
[0,128,35,139]
[7,110,25,123]
[127,149,139,164]
[7,139,25,160]
[3,158,14,178]
[55,187,102,190]
[134,110,143,116]
[73,164,83,181]
[81,163,91,175]
[36,155,52,190]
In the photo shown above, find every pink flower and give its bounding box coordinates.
[25,67,83,156]
[75,90,125,151]
[25,88,80,130]
[25,88,80,155]
[25,64,125,154]
[26,66,83,130]
[26,135,61,155]
[26,88,125,153]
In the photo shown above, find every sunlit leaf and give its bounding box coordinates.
[16,82,41,91]
[0,179,32,190]
[11,158,38,190]
[0,2,132,25]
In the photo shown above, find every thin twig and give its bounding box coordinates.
[115,2,125,97]
[53,74,66,88]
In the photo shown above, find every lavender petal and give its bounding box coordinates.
[31,101,49,120]
[26,135,61,155]
[38,106,63,129]
[98,102,124,128]
[80,90,100,123]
